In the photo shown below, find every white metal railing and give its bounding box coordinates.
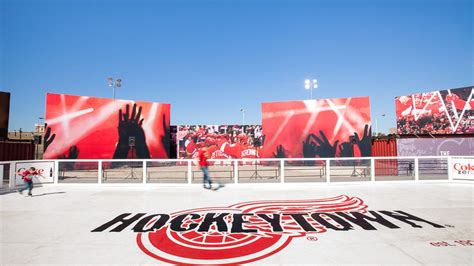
[1,156,473,188]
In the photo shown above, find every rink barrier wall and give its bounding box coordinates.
[1,156,473,188]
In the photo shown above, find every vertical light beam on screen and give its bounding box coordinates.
[60,94,70,139]
[301,100,322,138]
[144,103,160,144]
[436,91,455,132]
[452,89,473,131]
[326,98,352,139]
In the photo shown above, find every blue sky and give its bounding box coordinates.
[1,0,472,133]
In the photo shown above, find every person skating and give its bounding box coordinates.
[18,167,37,196]
[198,145,213,189]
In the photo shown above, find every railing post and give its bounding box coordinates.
[414,157,419,181]
[280,159,285,183]
[142,161,147,184]
[9,162,15,188]
[187,161,192,185]
[447,156,453,181]
[98,160,102,184]
[326,159,330,183]
[370,158,375,182]
[54,160,59,184]
[234,160,238,184]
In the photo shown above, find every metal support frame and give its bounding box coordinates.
[9,162,15,188]
[325,159,330,183]
[1,156,471,187]
[447,156,453,181]
[187,161,192,184]
[142,161,147,184]
[98,161,103,184]
[280,160,285,183]
[234,161,239,184]
[414,157,419,181]
[370,158,375,182]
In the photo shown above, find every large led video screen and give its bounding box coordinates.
[261,97,372,158]
[395,86,473,135]
[0,91,10,139]
[44,93,170,159]
[177,125,263,159]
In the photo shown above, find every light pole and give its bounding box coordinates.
[304,79,318,100]
[107,77,122,99]
[35,117,45,159]
[375,114,386,136]
[240,108,245,125]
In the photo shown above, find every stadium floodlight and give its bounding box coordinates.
[107,77,122,99]
[375,113,386,136]
[304,79,318,99]
[240,108,245,125]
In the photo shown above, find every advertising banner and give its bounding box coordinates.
[0,91,10,139]
[397,138,474,156]
[261,97,371,158]
[177,125,263,159]
[44,93,170,159]
[451,157,474,180]
[395,86,473,135]
[15,161,55,185]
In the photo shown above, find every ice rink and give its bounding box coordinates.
[1,181,473,265]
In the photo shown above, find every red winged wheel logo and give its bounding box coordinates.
[136,195,367,265]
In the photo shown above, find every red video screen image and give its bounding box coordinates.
[261,97,372,158]
[396,87,473,135]
[176,125,264,160]
[44,93,170,159]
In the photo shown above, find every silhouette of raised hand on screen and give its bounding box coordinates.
[313,131,339,158]
[59,146,79,159]
[273,144,286,158]
[354,124,371,157]
[113,103,150,159]
[160,114,170,158]
[302,134,318,158]
[59,146,79,170]
[339,142,353,158]
[43,123,56,152]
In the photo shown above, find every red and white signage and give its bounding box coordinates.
[93,195,447,265]
[451,158,474,180]
[15,161,55,185]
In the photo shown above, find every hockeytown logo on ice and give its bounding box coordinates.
[92,195,445,265]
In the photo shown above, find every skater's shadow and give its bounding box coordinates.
[31,192,66,197]
[0,189,19,196]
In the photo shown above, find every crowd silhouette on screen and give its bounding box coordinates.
[273,125,372,160]
[44,103,371,162]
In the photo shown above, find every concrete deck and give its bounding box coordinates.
[1,182,473,265]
